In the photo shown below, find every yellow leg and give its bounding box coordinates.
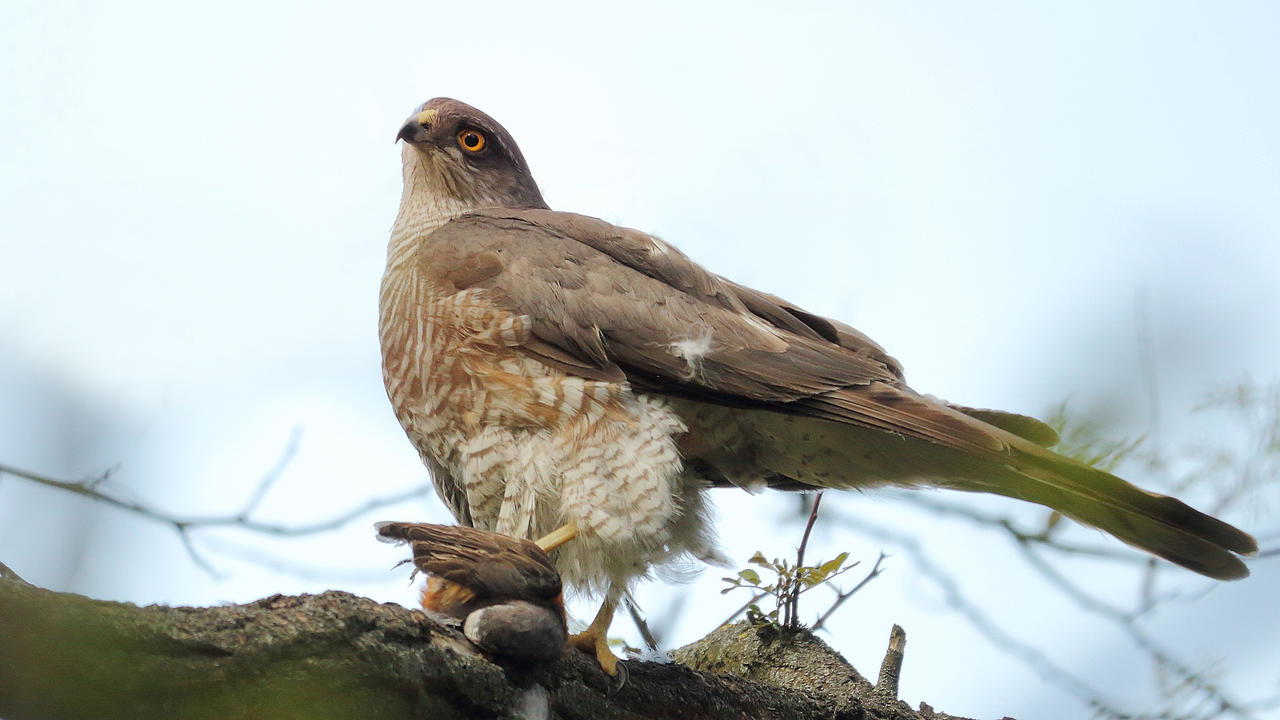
[533,525,623,679]
[534,522,579,552]
[567,589,622,676]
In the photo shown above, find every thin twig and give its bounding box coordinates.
[811,551,885,632]
[199,534,425,583]
[0,461,433,576]
[177,529,221,577]
[830,509,1135,713]
[650,590,688,649]
[1014,539,1250,718]
[830,507,1259,720]
[236,427,302,520]
[787,491,824,629]
[0,462,430,535]
[720,589,768,628]
[891,491,1151,564]
[625,596,660,652]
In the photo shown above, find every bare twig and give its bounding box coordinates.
[890,491,1150,564]
[863,381,1280,719]
[829,507,1265,720]
[0,457,433,575]
[625,596,660,652]
[719,589,768,628]
[236,427,302,519]
[1012,539,1251,717]
[787,491,824,629]
[197,534,428,583]
[811,551,885,632]
[831,509,1116,709]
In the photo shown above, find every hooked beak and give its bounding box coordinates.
[396,108,437,144]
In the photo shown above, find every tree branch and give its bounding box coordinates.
[0,574,978,720]
[0,460,433,574]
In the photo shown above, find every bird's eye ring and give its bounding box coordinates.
[457,129,487,153]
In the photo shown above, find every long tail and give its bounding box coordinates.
[732,403,1257,581]
[970,452,1256,580]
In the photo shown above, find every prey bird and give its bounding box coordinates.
[376,521,569,664]
[379,97,1256,675]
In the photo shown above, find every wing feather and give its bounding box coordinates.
[418,209,1004,457]
[408,208,1255,580]
[419,210,903,403]
[376,522,562,602]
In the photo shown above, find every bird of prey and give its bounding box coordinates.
[376,521,568,664]
[379,97,1256,674]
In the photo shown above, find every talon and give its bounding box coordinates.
[609,660,629,694]
[567,589,623,677]
[568,627,622,677]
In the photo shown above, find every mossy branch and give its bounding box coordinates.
[0,575,977,720]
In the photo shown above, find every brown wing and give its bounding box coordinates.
[414,210,1256,580]
[420,210,901,400]
[418,209,1008,455]
[376,522,561,603]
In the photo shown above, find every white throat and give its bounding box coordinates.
[387,145,485,268]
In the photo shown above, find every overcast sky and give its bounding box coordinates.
[2,2,1278,718]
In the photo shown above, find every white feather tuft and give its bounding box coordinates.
[669,329,714,380]
[635,648,673,664]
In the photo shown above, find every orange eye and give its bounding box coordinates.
[457,129,486,153]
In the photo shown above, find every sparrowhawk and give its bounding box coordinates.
[379,97,1255,673]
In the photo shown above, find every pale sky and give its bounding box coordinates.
[2,3,1278,718]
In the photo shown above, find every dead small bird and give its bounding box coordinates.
[376,521,570,664]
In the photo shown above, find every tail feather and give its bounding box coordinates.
[968,452,1255,580]
[728,405,1256,581]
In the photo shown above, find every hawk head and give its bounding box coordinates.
[396,97,547,213]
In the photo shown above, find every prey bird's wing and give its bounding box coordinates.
[377,522,562,602]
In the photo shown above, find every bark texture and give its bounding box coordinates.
[0,575,989,720]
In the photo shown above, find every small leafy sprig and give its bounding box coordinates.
[721,492,886,633]
[722,548,855,631]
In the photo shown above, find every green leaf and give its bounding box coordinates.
[739,568,761,585]
[748,551,769,567]
[817,552,849,578]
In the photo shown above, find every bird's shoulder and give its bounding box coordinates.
[424,210,893,359]
[413,207,909,395]
[419,208,740,307]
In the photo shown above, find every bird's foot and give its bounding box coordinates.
[568,627,622,678]
[570,585,625,689]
